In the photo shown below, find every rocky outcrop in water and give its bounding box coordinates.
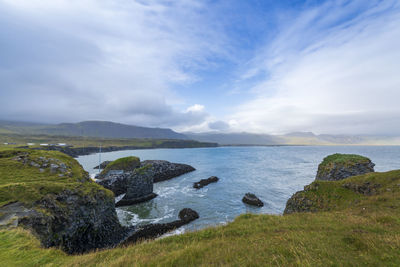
[97,159,196,205]
[315,153,375,181]
[122,208,199,245]
[242,193,264,207]
[97,165,157,207]
[193,176,219,189]
[141,160,195,183]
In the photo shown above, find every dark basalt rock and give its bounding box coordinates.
[122,208,199,245]
[100,166,157,207]
[94,161,111,169]
[316,154,375,181]
[9,190,130,254]
[141,160,195,183]
[96,172,131,196]
[97,160,196,199]
[179,208,200,222]
[193,176,219,189]
[242,193,264,207]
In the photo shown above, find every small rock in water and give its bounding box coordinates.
[178,208,199,223]
[193,176,219,189]
[242,193,264,207]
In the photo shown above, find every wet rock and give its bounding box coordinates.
[242,193,264,207]
[141,160,195,183]
[193,176,219,189]
[121,208,199,245]
[179,208,199,222]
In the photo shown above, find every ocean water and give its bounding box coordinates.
[76,146,400,233]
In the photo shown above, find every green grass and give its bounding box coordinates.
[319,153,371,168]
[100,156,140,175]
[1,164,400,266]
[0,149,111,207]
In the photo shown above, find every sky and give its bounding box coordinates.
[1,0,400,135]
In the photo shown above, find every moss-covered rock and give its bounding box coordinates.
[284,168,399,215]
[98,156,140,179]
[316,153,375,181]
[0,149,129,254]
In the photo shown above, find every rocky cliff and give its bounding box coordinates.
[284,153,377,215]
[315,153,375,181]
[0,149,129,254]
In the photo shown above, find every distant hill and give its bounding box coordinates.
[1,120,400,145]
[185,132,283,145]
[0,120,188,140]
[186,131,400,146]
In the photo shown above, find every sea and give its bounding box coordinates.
[76,145,400,234]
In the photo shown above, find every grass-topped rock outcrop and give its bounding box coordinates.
[96,157,196,206]
[285,154,378,215]
[97,156,140,179]
[0,149,128,254]
[316,153,375,181]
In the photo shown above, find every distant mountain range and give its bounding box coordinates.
[0,120,187,140]
[1,120,399,145]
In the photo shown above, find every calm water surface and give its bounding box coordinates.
[77,146,400,233]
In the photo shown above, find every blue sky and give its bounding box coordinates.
[1,0,400,134]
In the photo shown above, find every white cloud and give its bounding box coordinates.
[230,0,400,135]
[186,104,205,113]
[0,0,227,129]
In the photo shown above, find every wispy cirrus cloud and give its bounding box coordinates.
[229,0,400,135]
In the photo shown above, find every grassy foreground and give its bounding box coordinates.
[1,168,400,266]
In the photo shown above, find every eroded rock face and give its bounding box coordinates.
[315,154,375,181]
[97,166,157,207]
[141,160,195,183]
[242,193,264,207]
[1,190,129,254]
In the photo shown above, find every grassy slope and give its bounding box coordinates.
[0,149,111,207]
[1,168,400,266]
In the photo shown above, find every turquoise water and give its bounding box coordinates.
[77,146,400,233]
